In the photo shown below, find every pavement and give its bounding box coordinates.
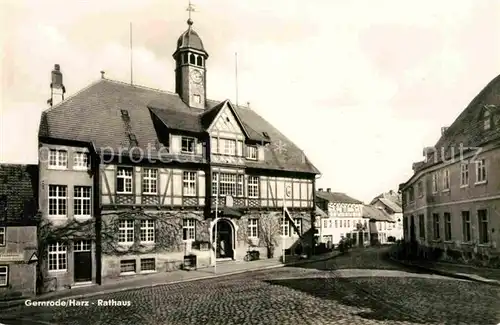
[1,246,499,325]
[389,256,500,287]
[0,251,338,309]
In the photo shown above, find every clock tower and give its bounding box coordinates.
[173,17,208,110]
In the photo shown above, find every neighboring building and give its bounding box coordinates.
[315,188,366,247]
[0,164,38,298]
[370,190,403,241]
[400,74,500,262]
[36,16,319,291]
[362,205,394,245]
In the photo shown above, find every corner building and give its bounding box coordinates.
[400,74,500,264]
[37,18,319,291]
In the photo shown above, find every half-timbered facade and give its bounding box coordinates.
[37,17,319,290]
[315,189,366,247]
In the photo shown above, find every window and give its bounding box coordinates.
[323,219,327,229]
[140,258,156,272]
[48,242,67,271]
[189,53,195,64]
[460,164,469,186]
[432,213,440,239]
[142,168,158,194]
[236,175,244,196]
[417,182,423,197]
[247,219,258,238]
[329,220,332,228]
[408,187,415,202]
[444,213,451,241]
[181,137,195,153]
[74,240,91,252]
[193,94,201,104]
[183,219,196,240]
[214,173,241,196]
[212,173,218,195]
[73,152,89,170]
[0,266,7,286]
[442,169,450,190]
[484,109,491,130]
[196,56,203,66]
[475,159,486,183]
[140,220,155,243]
[48,185,67,217]
[211,137,219,154]
[118,220,134,244]
[221,139,236,155]
[347,220,350,228]
[0,227,4,246]
[48,149,68,169]
[74,186,91,217]
[246,146,257,160]
[183,171,197,196]
[280,218,290,237]
[432,173,438,193]
[120,260,136,274]
[462,211,471,242]
[335,220,338,228]
[343,220,346,227]
[478,209,488,244]
[293,218,302,235]
[418,214,425,239]
[248,176,259,198]
[117,167,133,194]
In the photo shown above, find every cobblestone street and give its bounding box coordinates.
[2,248,499,325]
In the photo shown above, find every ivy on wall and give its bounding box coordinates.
[37,209,209,258]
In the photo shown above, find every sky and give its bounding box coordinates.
[1,0,499,203]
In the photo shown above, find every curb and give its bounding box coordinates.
[0,254,336,309]
[389,256,500,287]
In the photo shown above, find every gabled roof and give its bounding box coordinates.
[39,79,319,174]
[315,191,363,204]
[362,205,394,222]
[0,164,38,226]
[405,74,500,184]
[379,198,402,213]
[370,191,402,213]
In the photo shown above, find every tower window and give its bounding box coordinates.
[197,56,203,66]
[193,94,201,104]
[190,54,196,64]
[183,53,188,64]
[483,109,491,130]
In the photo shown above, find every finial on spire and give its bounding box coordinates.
[186,0,196,26]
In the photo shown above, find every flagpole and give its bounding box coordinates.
[214,176,219,274]
[282,185,286,264]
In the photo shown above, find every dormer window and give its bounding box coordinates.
[181,137,195,154]
[246,145,257,160]
[484,109,491,130]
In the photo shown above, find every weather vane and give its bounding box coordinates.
[186,0,196,22]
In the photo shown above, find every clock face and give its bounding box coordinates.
[190,70,203,84]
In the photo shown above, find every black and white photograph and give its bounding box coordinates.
[0,0,499,324]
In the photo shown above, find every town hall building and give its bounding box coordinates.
[37,16,319,291]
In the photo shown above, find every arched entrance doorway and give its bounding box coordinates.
[213,219,234,259]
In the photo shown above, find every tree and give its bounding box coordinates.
[257,212,282,258]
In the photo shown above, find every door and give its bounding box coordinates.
[214,220,233,259]
[74,240,92,282]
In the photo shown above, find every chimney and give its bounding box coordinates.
[49,64,66,107]
[441,127,448,135]
[247,101,250,109]
[326,188,331,192]
[100,70,105,79]
[318,188,323,191]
